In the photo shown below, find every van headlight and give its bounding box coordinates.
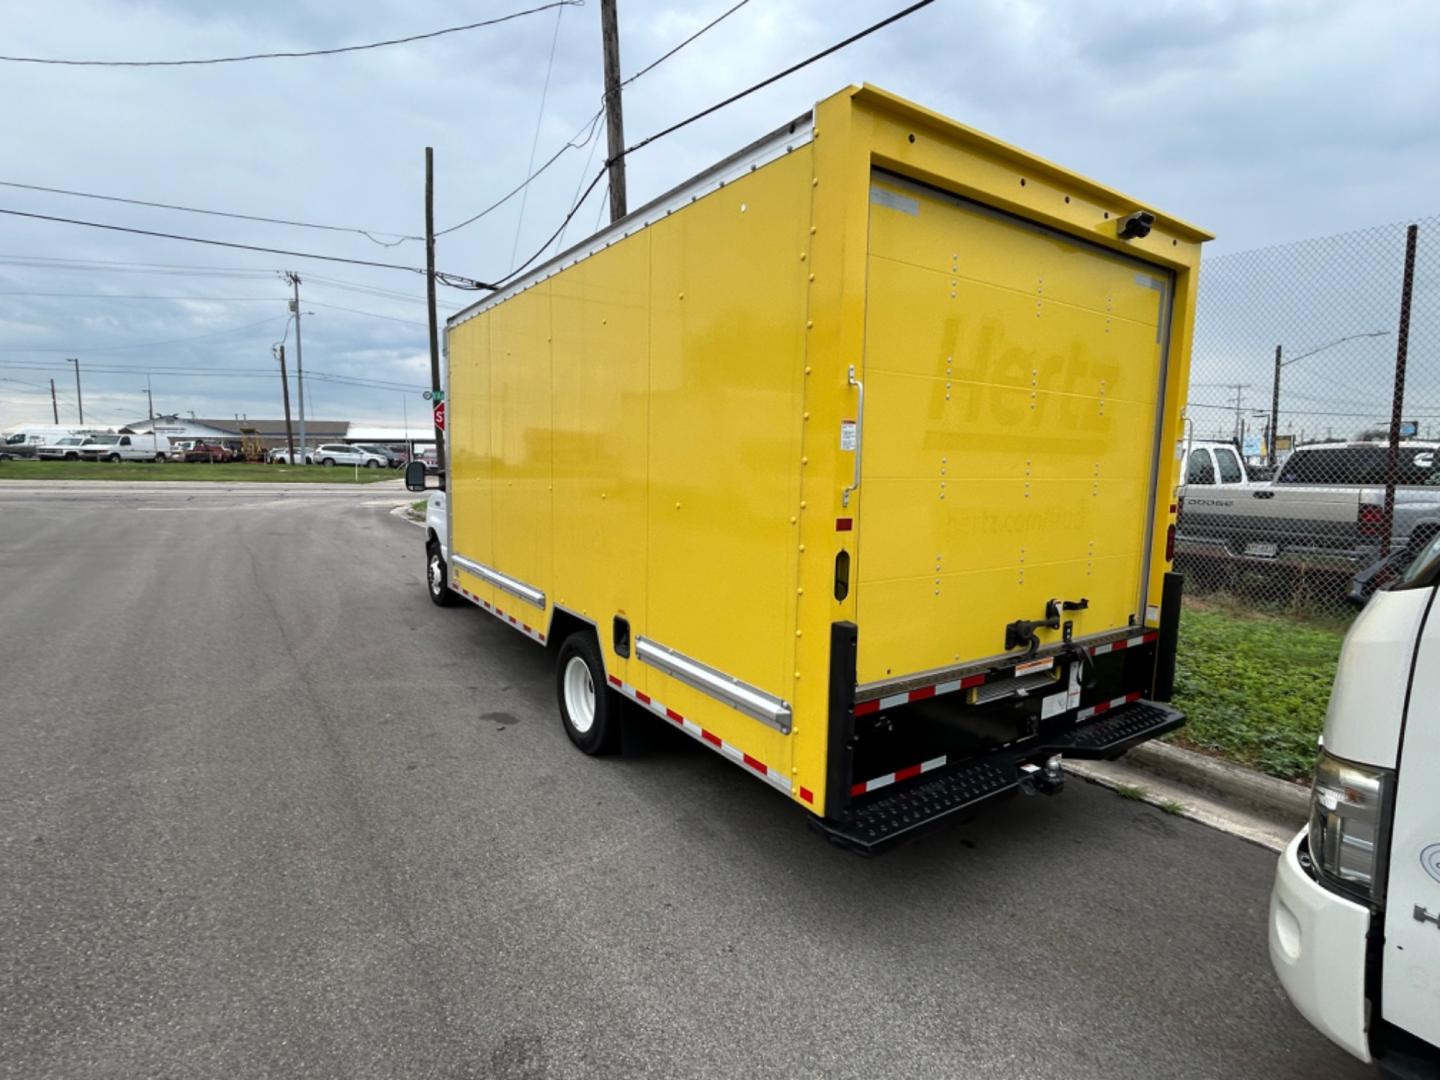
[1308,749,1393,904]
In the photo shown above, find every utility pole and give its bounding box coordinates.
[49,379,58,424]
[275,343,296,463]
[284,272,307,459]
[600,0,628,222]
[66,357,83,424]
[142,375,154,425]
[425,146,447,477]
[1269,344,1282,465]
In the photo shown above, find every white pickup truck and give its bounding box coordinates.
[1270,532,1440,1074]
[1176,440,1440,591]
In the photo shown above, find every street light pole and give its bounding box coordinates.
[66,357,83,424]
[1270,330,1390,463]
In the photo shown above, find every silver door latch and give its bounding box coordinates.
[1415,905,1440,929]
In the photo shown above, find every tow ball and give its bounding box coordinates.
[1019,754,1065,796]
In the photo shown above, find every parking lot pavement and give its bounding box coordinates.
[0,487,1368,1080]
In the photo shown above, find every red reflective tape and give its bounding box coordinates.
[521,624,531,634]
[894,763,922,783]
[1169,502,1178,513]
[1143,631,1158,643]
[665,707,683,723]
[508,615,517,625]
[1111,639,1128,651]
[607,674,622,688]
[742,753,767,774]
[854,699,880,717]
[701,730,722,748]
[961,674,986,689]
[800,787,814,804]
[1094,700,1111,715]
[909,686,936,703]
[849,782,867,797]
[635,690,651,705]
[1126,691,1142,703]
[835,517,853,532]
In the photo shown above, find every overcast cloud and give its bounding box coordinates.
[2,0,1438,430]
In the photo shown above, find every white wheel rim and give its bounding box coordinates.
[428,554,444,594]
[563,655,597,734]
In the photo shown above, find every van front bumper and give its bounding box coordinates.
[1269,829,1373,1063]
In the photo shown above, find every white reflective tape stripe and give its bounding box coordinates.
[879,692,910,710]
[1092,642,1114,656]
[867,772,897,793]
[934,680,964,697]
[920,756,947,773]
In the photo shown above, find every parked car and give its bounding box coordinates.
[4,425,91,459]
[418,446,440,473]
[352,443,404,467]
[312,443,385,468]
[1269,532,1440,1073]
[36,435,91,460]
[268,446,315,464]
[184,440,237,463]
[1176,439,1440,591]
[78,433,172,462]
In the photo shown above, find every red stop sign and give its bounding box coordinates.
[433,401,446,432]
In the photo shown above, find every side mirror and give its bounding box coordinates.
[404,460,428,492]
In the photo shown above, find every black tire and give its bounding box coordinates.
[365,460,379,469]
[154,454,165,462]
[105,453,121,463]
[425,540,456,607]
[64,453,77,461]
[322,458,335,467]
[555,632,620,755]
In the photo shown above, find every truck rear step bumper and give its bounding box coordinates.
[810,700,1184,853]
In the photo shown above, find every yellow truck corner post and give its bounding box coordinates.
[433,85,1211,851]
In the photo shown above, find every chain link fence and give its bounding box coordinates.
[1177,215,1438,623]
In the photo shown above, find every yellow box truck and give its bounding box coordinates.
[409,84,1211,850]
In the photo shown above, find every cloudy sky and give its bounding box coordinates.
[2,0,1438,431]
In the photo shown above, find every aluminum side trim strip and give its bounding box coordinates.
[635,637,792,734]
[451,554,546,610]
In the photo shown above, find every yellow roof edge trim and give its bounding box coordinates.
[846,83,1214,244]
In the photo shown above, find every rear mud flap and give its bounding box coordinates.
[809,700,1183,853]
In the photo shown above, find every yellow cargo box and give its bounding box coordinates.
[425,84,1211,850]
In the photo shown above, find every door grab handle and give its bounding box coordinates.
[842,364,864,508]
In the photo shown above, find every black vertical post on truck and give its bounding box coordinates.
[825,621,859,820]
[1152,571,1184,702]
[425,146,447,480]
[1381,223,1419,558]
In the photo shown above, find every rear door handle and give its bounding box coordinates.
[1252,490,1275,499]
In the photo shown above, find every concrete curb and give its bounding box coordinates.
[1125,740,1311,822]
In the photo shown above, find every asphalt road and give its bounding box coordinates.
[0,482,1369,1080]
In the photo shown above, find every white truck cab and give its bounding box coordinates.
[1271,533,1440,1075]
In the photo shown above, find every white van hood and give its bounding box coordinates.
[1322,587,1432,770]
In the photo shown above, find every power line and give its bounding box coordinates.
[0,291,440,321]
[511,2,567,265]
[482,0,938,291]
[620,0,937,161]
[436,0,752,238]
[0,1,582,67]
[0,206,493,288]
[0,179,420,247]
[0,316,286,353]
[623,0,751,86]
